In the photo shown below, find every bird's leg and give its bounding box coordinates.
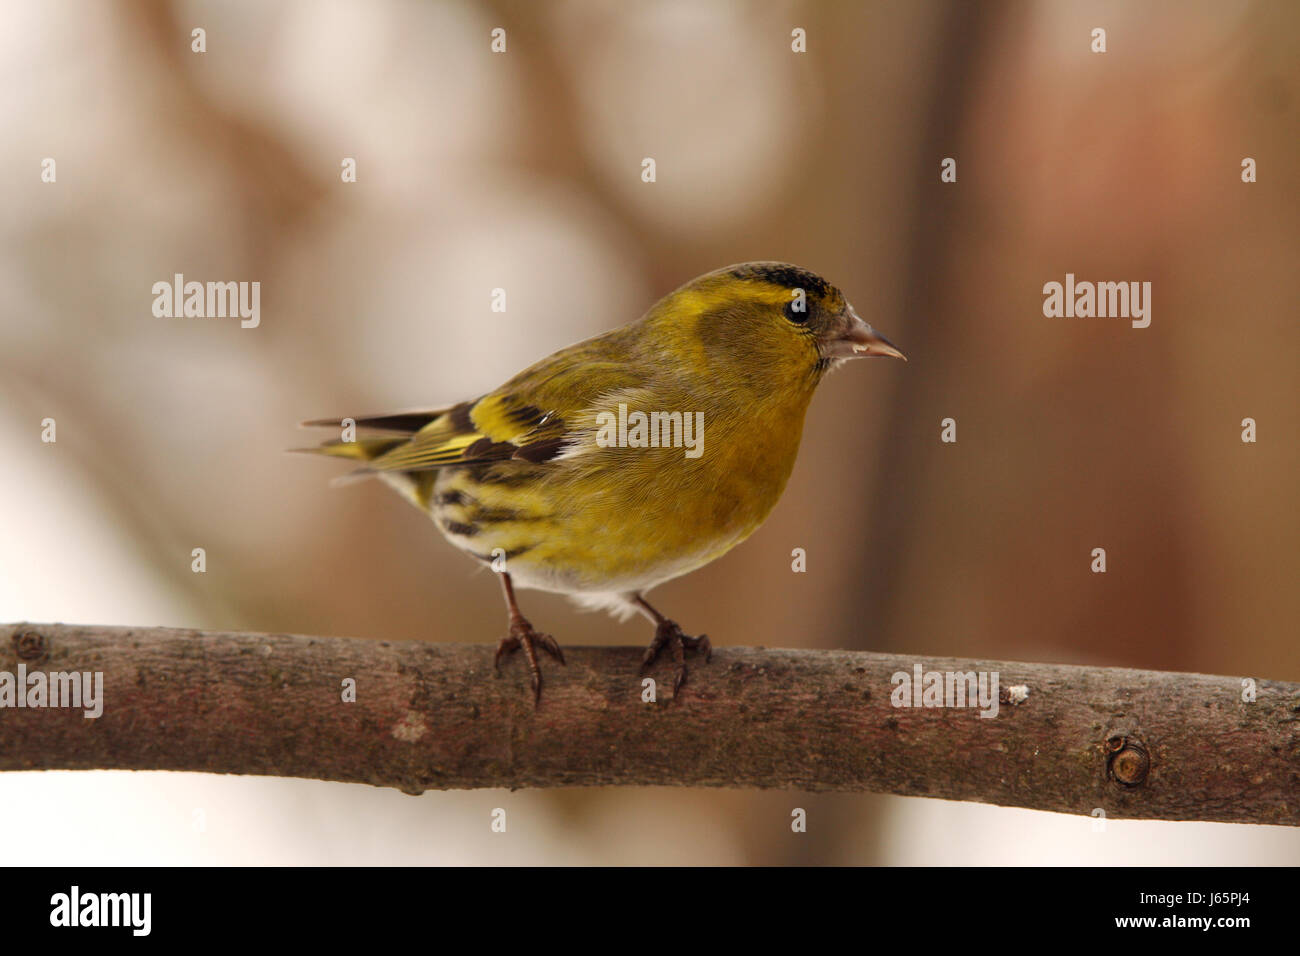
[494,572,565,705]
[634,595,712,697]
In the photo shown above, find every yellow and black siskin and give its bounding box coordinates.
[301,262,905,703]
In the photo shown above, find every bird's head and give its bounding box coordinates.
[648,262,905,394]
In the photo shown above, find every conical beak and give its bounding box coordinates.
[830,313,908,361]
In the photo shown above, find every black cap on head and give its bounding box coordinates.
[726,262,834,301]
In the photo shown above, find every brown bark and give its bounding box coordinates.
[2,623,1296,825]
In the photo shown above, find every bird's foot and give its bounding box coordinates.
[495,617,565,706]
[641,620,712,697]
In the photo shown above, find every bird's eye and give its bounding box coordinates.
[783,301,809,324]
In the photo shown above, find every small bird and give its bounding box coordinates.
[301,262,904,702]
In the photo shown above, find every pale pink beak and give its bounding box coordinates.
[828,312,907,361]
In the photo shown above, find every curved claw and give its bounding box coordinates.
[495,618,565,706]
[641,620,711,698]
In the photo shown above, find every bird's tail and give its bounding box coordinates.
[292,412,438,484]
[294,407,453,487]
[291,436,407,462]
[289,436,410,486]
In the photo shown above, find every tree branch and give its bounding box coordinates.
[2,623,1295,825]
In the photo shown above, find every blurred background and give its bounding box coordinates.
[1,0,1297,864]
